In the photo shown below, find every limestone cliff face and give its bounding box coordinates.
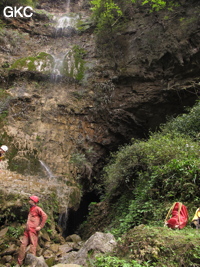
[0,0,199,205]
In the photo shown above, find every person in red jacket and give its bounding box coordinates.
[17,195,48,266]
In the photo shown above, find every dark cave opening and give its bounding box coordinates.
[61,190,100,238]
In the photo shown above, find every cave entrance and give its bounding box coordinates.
[61,190,100,237]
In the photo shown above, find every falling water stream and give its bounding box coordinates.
[56,15,71,29]
[39,158,73,234]
[51,54,65,82]
[50,0,81,80]
[66,0,70,12]
[39,160,54,179]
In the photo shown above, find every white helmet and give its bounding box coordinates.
[1,145,8,152]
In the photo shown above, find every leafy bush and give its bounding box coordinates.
[136,0,179,12]
[116,226,200,267]
[104,133,200,196]
[161,101,200,139]
[91,254,150,267]
[7,226,24,239]
[103,101,200,235]
[90,0,123,31]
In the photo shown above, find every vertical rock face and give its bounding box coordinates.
[0,0,200,193]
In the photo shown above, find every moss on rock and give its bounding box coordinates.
[116,225,200,267]
[10,52,54,74]
[62,45,86,81]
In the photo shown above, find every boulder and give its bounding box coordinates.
[41,230,51,242]
[0,243,17,257]
[59,243,73,255]
[0,227,9,238]
[59,232,116,265]
[25,253,48,267]
[74,232,116,266]
[65,234,81,243]
[59,251,78,265]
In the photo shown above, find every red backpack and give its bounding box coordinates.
[165,202,188,229]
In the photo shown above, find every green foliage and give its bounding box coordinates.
[72,45,86,81]
[7,226,24,239]
[90,0,179,34]
[103,101,200,236]
[116,226,200,267]
[141,0,176,11]
[70,152,88,167]
[91,254,149,267]
[0,0,37,8]
[10,52,54,73]
[131,0,179,12]
[62,45,86,81]
[90,0,123,32]
[0,19,5,29]
[141,0,167,10]
[20,0,37,6]
[161,101,200,139]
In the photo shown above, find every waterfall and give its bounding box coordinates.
[51,0,80,80]
[39,160,54,179]
[58,187,72,235]
[55,0,72,32]
[66,0,71,12]
[55,14,79,37]
[58,208,69,234]
[57,16,71,29]
[51,55,64,82]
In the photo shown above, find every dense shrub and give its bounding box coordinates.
[161,101,200,139]
[104,133,200,197]
[103,101,200,235]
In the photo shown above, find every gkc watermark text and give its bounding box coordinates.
[3,6,33,18]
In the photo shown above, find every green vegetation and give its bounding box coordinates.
[90,254,150,267]
[7,226,24,239]
[70,150,93,181]
[89,225,200,267]
[62,45,86,81]
[70,152,89,167]
[79,101,200,266]
[0,19,5,29]
[101,101,200,237]
[10,52,54,74]
[0,89,11,123]
[116,226,200,267]
[89,0,179,66]
[72,45,87,81]
[90,0,179,33]
[0,28,30,57]
[0,0,37,8]
[90,0,123,32]
[138,0,179,11]
[161,103,200,139]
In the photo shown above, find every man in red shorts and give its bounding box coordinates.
[17,195,48,266]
